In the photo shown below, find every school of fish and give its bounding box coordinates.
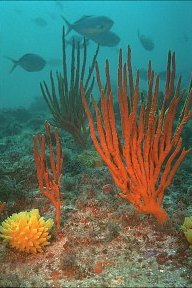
[6,13,155,73]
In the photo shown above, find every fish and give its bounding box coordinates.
[89,30,120,47]
[48,12,57,20]
[158,70,167,81]
[54,1,64,11]
[61,15,114,37]
[66,35,89,49]
[6,54,46,73]
[158,70,179,81]
[138,68,148,80]
[137,30,154,51]
[14,8,23,15]
[31,17,47,27]
[139,68,168,82]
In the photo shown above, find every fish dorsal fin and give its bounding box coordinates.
[74,15,93,24]
[137,30,146,40]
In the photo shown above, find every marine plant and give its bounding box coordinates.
[0,209,53,253]
[77,147,104,168]
[0,201,6,213]
[81,47,192,224]
[181,216,192,247]
[33,121,63,231]
[40,27,99,147]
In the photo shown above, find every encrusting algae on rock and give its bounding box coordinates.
[0,209,53,253]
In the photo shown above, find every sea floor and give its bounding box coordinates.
[0,107,192,287]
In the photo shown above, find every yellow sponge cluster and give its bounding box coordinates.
[0,209,54,253]
[181,216,192,247]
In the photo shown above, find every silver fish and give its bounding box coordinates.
[89,30,120,47]
[61,15,114,37]
[14,8,23,15]
[158,70,167,81]
[31,17,47,27]
[138,30,154,51]
[139,68,167,81]
[6,54,46,73]
[138,68,148,80]
[54,1,64,11]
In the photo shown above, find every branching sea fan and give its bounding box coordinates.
[0,209,53,253]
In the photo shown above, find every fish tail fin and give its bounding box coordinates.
[9,63,17,73]
[4,56,18,73]
[61,16,72,35]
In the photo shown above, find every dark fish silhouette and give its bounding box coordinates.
[14,8,23,15]
[61,15,114,37]
[89,30,120,47]
[66,35,89,49]
[31,17,47,27]
[139,68,167,81]
[138,68,148,80]
[158,70,167,81]
[138,30,154,51]
[6,54,46,73]
[48,12,57,20]
[54,1,64,11]
[158,70,179,81]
